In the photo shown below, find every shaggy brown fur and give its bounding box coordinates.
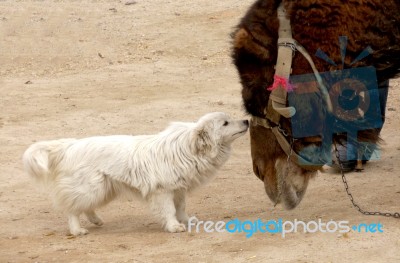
[232,0,400,117]
[231,0,400,208]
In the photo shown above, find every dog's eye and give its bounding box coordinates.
[223,121,229,126]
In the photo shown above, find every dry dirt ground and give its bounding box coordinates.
[0,0,399,262]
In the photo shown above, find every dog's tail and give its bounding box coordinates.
[22,139,75,184]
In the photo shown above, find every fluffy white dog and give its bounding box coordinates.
[23,112,249,235]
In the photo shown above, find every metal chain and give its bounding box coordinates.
[334,143,400,219]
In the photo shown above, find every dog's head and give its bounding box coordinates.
[191,112,249,157]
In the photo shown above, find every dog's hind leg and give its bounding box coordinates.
[149,192,186,233]
[85,210,104,226]
[68,214,89,236]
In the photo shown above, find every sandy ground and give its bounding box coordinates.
[0,0,399,262]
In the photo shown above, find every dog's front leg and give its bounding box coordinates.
[68,214,89,236]
[173,189,198,225]
[149,191,186,233]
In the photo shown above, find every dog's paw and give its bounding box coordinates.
[89,216,104,226]
[94,220,104,226]
[86,212,104,226]
[166,223,186,233]
[70,228,89,236]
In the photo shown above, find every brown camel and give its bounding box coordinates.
[231,0,400,209]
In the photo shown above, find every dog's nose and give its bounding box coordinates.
[243,120,249,126]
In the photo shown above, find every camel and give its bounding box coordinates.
[231,0,400,209]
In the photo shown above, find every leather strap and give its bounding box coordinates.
[267,3,294,124]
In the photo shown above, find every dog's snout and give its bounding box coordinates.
[243,120,249,126]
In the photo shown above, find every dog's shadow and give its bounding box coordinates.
[81,214,164,236]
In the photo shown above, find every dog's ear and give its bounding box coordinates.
[191,124,218,158]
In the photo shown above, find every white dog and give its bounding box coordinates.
[23,112,249,235]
